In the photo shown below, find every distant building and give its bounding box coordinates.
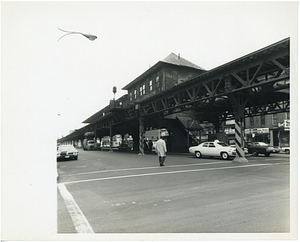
[224,112,290,147]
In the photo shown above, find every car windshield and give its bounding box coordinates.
[217,142,229,147]
[58,145,75,151]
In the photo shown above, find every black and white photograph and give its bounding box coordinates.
[1,1,298,241]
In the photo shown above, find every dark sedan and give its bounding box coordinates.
[245,142,279,157]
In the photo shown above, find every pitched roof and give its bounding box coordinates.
[162,53,204,70]
[122,53,205,90]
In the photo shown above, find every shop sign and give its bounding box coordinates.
[224,127,235,134]
[284,120,290,131]
[278,120,290,131]
[201,135,208,140]
[245,128,269,134]
[225,120,235,125]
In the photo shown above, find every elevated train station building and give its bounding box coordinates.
[58,38,290,160]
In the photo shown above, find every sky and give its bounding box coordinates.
[1,2,298,239]
[2,1,297,140]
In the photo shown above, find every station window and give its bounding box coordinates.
[143,84,146,94]
[250,116,254,127]
[129,92,133,101]
[156,76,160,88]
[272,114,277,125]
[149,80,153,91]
[261,115,265,126]
[134,89,137,99]
[139,86,143,96]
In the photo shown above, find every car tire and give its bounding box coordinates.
[221,152,229,160]
[74,156,78,160]
[252,150,258,156]
[265,153,270,157]
[195,151,202,158]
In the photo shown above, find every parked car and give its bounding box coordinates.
[189,140,236,160]
[281,147,290,154]
[83,139,97,150]
[245,142,279,157]
[57,145,78,160]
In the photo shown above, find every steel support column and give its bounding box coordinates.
[138,116,145,155]
[229,95,248,163]
[94,127,97,150]
[109,122,113,152]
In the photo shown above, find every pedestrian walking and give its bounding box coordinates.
[155,136,167,166]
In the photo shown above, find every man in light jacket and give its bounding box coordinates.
[155,136,167,166]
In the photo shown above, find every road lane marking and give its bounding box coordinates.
[61,162,283,185]
[250,158,289,161]
[60,160,231,177]
[57,183,94,233]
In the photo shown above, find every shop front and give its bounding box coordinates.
[278,119,290,147]
[245,128,270,144]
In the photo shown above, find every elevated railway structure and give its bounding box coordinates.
[58,38,290,162]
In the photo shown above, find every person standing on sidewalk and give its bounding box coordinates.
[155,136,167,166]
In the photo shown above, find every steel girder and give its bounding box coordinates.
[132,39,289,121]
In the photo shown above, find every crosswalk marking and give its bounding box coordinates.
[61,160,231,177]
[61,163,281,186]
[57,183,94,233]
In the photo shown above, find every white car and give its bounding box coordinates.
[189,140,236,160]
[57,145,78,160]
[281,147,290,154]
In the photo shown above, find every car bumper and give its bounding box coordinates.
[57,154,78,159]
[267,149,280,153]
[189,149,196,154]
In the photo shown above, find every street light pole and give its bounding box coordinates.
[57,28,97,41]
[113,86,117,100]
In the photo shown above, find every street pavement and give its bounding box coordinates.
[57,149,290,236]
